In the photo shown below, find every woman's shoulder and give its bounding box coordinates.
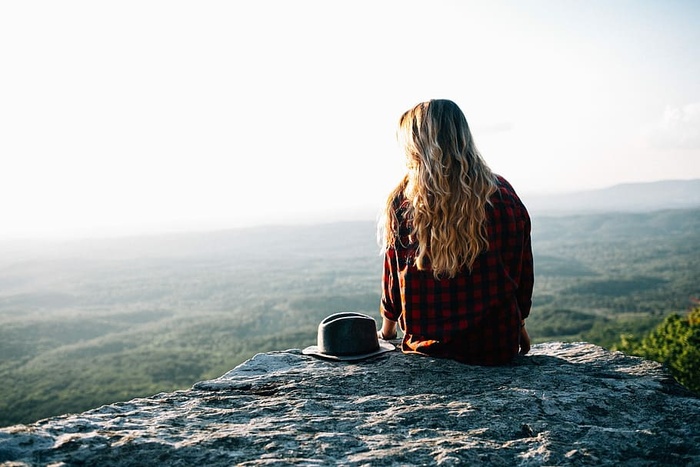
[494,174,515,192]
[492,175,517,199]
[492,175,529,212]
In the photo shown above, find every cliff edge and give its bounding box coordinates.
[1,342,699,466]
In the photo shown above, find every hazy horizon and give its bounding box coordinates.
[2,1,699,240]
[0,178,696,244]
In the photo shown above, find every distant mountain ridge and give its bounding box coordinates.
[523,179,700,215]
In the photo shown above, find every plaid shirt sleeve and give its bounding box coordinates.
[517,214,534,320]
[379,175,533,364]
[380,246,402,323]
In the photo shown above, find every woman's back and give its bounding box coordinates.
[381,175,533,365]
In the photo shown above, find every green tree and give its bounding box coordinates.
[616,302,700,393]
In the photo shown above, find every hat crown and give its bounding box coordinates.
[317,312,380,357]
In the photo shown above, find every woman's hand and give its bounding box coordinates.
[379,317,398,340]
[519,323,531,355]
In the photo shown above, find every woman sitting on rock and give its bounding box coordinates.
[378,99,533,365]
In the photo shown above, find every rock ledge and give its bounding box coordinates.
[1,342,699,466]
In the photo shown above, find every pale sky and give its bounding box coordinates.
[1,0,699,239]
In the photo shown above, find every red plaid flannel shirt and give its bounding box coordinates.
[380,175,534,365]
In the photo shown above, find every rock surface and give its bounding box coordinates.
[1,342,699,466]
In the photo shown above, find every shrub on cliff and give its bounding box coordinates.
[617,301,700,393]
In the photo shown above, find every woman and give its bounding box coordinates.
[379,99,533,365]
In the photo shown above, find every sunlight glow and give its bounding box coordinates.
[1,0,699,238]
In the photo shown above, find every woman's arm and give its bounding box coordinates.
[519,322,531,355]
[379,246,401,341]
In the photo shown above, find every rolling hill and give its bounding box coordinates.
[523,179,700,215]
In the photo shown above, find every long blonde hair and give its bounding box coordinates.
[381,99,497,278]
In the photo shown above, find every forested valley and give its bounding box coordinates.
[1,207,698,427]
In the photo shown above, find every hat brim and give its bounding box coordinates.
[302,341,395,362]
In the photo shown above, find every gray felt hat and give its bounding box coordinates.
[302,312,395,361]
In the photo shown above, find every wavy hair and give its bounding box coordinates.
[381,99,497,278]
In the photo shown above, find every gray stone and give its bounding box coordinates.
[1,342,699,466]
